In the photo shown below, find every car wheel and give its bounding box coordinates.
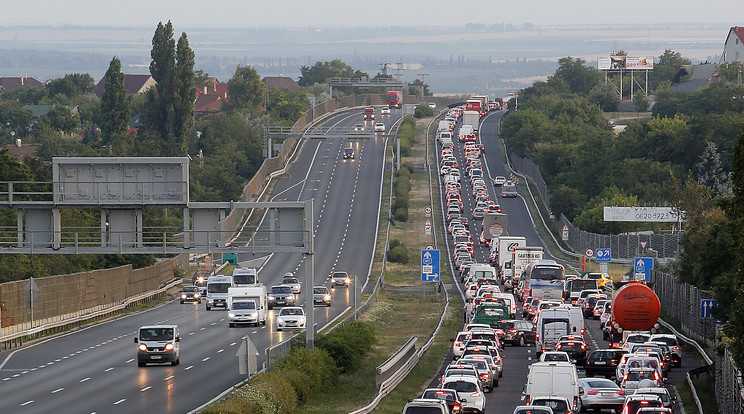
[138,361,145,367]
[518,335,525,347]
[229,323,234,328]
[171,360,177,366]
[206,306,211,311]
[494,378,499,387]
[180,300,184,304]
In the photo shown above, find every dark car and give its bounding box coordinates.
[180,285,202,304]
[268,285,295,309]
[498,319,535,346]
[585,349,625,379]
[555,339,589,365]
[343,148,354,159]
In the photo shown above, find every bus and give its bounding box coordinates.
[523,259,565,301]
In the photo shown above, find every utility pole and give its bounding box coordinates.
[417,73,429,103]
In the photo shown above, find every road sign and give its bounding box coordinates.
[424,206,432,217]
[701,299,717,318]
[595,248,611,263]
[421,250,440,282]
[425,245,434,250]
[25,277,39,309]
[584,248,594,258]
[634,257,654,282]
[640,241,648,249]
[561,225,569,241]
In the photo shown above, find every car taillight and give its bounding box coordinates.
[509,328,517,333]
[581,344,587,350]
[525,395,531,405]
[616,390,625,395]
[573,396,579,410]
[496,356,502,362]
[673,346,680,351]
[455,341,460,347]
[587,390,599,395]
[470,391,480,397]
[453,402,461,413]
[480,373,489,379]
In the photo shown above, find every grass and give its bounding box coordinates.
[676,374,720,414]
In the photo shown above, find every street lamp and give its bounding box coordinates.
[417,73,429,103]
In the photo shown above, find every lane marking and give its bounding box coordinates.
[51,388,64,394]
[80,377,90,383]
[125,359,134,363]
[113,399,126,405]
[164,375,174,381]
[141,386,151,392]
[185,365,194,370]
[105,367,114,372]
[20,400,34,406]
[202,357,210,362]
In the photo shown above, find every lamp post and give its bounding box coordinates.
[417,73,429,103]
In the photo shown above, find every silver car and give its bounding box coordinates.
[442,375,486,414]
[281,273,301,294]
[313,286,331,307]
[578,378,625,411]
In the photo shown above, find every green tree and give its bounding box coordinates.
[588,82,618,112]
[697,140,731,197]
[100,57,132,155]
[173,33,195,150]
[633,90,648,112]
[298,59,368,86]
[47,105,79,133]
[226,66,264,112]
[553,57,602,95]
[46,73,95,99]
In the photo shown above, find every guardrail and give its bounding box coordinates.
[0,277,182,350]
[376,337,418,389]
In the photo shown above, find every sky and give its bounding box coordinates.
[2,0,743,28]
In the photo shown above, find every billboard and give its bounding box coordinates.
[603,206,685,222]
[598,56,654,70]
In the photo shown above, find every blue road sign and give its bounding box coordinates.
[701,299,717,318]
[595,248,611,263]
[634,257,654,282]
[421,250,440,282]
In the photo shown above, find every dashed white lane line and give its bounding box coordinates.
[164,375,174,381]
[113,399,126,405]
[185,365,194,370]
[202,357,210,362]
[20,400,34,406]
[125,359,134,364]
[51,388,64,394]
[229,342,237,346]
[105,367,114,372]
[217,349,224,353]
[80,377,90,383]
[141,386,151,392]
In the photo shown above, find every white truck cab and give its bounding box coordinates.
[206,275,233,310]
[135,325,180,367]
[227,286,267,327]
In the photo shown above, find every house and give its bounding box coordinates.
[94,74,156,98]
[0,76,44,92]
[5,140,40,162]
[721,26,744,64]
[195,77,229,113]
[262,75,300,93]
[23,104,79,117]
[671,63,719,93]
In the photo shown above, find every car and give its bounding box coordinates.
[331,271,351,287]
[620,368,662,393]
[313,286,331,306]
[540,351,571,362]
[281,273,301,294]
[374,122,386,132]
[363,107,375,120]
[512,406,553,414]
[578,377,625,412]
[351,123,365,131]
[135,325,181,367]
[649,334,682,367]
[497,319,536,346]
[180,285,202,304]
[380,106,391,115]
[420,388,462,413]
[276,306,306,331]
[428,102,437,109]
[452,331,473,358]
[585,349,625,378]
[633,387,676,409]
[458,358,495,391]
[621,394,663,414]
[635,408,672,414]
[555,339,589,365]
[493,176,507,186]
[267,285,295,309]
[442,375,486,414]
[530,396,575,414]
[622,332,652,353]
[343,148,355,159]
[501,182,518,197]
[402,398,450,414]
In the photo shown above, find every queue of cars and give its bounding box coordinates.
[410,100,683,414]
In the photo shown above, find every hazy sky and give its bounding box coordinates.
[2,0,743,28]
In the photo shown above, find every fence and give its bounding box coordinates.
[717,347,744,414]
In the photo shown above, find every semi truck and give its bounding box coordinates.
[494,235,526,281]
[387,91,402,109]
[511,246,544,293]
[462,110,480,132]
[227,285,267,327]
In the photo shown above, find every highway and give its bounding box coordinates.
[432,109,699,413]
[0,107,400,413]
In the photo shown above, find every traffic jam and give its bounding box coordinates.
[403,99,681,414]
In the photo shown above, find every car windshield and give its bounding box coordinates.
[313,288,327,294]
[585,379,618,389]
[422,390,456,401]
[182,286,197,292]
[534,399,569,411]
[332,273,347,279]
[404,407,446,414]
[460,359,488,370]
[443,381,477,392]
[271,286,292,294]
[282,277,299,284]
[207,282,231,293]
[140,327,173,341]
[232,301,255,310]
[280,308,303,316]
[628,371,656,381]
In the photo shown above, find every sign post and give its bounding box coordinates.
[25,277,39,329]
[701,299,717,318]
[634,257,654,282]
[421,250,440,282]
[561,225,569,241]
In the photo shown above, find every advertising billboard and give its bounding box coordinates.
[603,206,685,222]
[598,56,654,70]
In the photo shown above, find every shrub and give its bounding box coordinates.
[393,195,409,210]
[277,368,311,405]
[249,372,298,413]
[388,245,409,263]
[414,102,434,118]
[275,347,339,394]
[394,177,411,197]
[393,207,409,222]
[402,161,415,174]
[389,238,402,249]
[317,320,377,373]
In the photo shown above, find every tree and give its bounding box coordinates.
[553,57,602,95]
[633,90,648,112]
[226,66,264,112]
[588,82,618,112]
[100,57,132,155]
[697,140,731,197]
[144,21,195,156]
[45,73,95,99]
[47,105,79,133]
[298,60,368,86]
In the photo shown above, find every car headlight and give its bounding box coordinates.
[139,344,147,352]
[345,278,351,284]
[324,294,331,301]
[228,312,235,318]
[194,293,199,298]
[287,294,294,300]
[268,295,274,300]
[165,343,174,351]
[181,294,186,299]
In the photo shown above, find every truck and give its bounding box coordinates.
[472,303,510,327]
[205,275,233,310]
[227,285,267,327]
[387,91,402,109]
[462,110,480,132]
[523,361,580,412]
[465,99,482,114]
[565,278,598,304]
[535,308,572,356]
[494,236,526,281]
[510,246,544,291]
[473,95,489,115]
[231,267,258,286]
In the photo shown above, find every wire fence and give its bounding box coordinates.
[717,346,744,414]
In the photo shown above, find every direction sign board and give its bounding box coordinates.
[421,250,440,282]
[595,248,611,263]
[634,257,654,282]
[701,299,717,318]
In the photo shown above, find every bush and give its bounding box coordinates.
[414,102,434,118]
[275,347,339,394]
[389,238,402,249]
[393,195,409,210]
[277,368,311,405]
[388,244,409,263]
[394,176,411,197]
[316,321,377,373]
[249,372,298,413]
[402,161,415,174]
[393,207,409,222]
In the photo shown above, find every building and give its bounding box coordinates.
[5,140,40,162]
[195,77,229,113]
[262,76,300,93]
[0,76,44,92]
[94,74,156,98]
[720,26,744,64]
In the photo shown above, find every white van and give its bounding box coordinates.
[535,308,573,356]
[135,325,181,367]
[441,138,454,149]
[523,361,580,412]
[469,263,498,281]
[206,275,233,310]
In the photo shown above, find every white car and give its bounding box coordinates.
[380,106,391,115]
[276,307,306,331]
[281,273,301,294]
[374,122,386,132]
[442,375,486,414]
[493,176,507,186]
